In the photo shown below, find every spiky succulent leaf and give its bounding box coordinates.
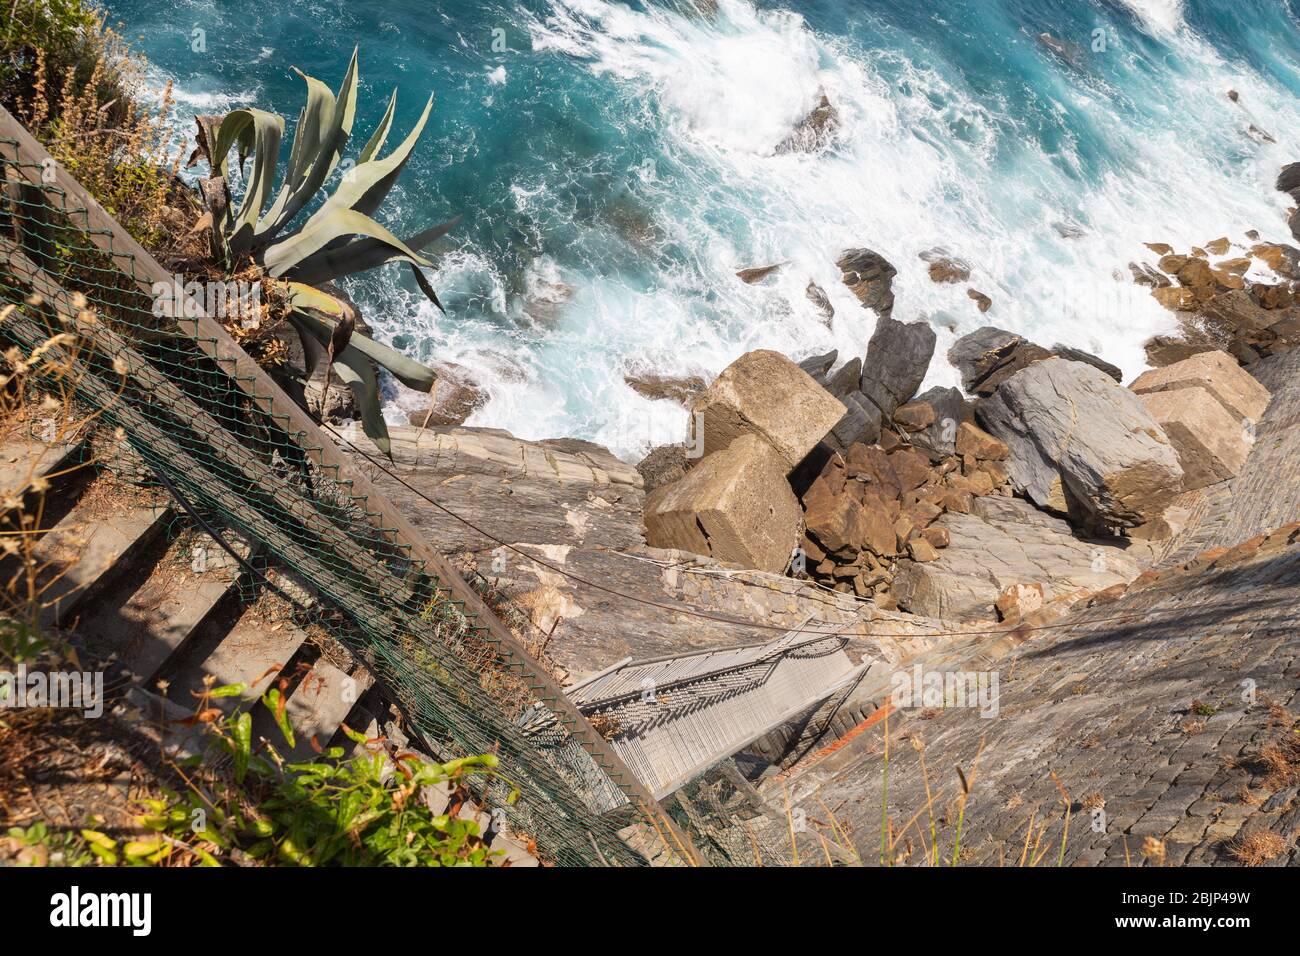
[262,207,432,278]
[284,284,437,391]
[287,216,460,287]
[316,93,434,221]
[358,89,397,165]
[330,347,391,456]
[256,49,359,244]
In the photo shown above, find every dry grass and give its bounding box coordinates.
[1226,830,1287,867]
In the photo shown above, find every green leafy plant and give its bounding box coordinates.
[8,681,512,867]
[188,49,455,453]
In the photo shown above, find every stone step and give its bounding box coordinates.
[159,606,309,719]
[76,529,255,687]
[33,493,172,631]
[0,433,86,502]
[265,657,374,762]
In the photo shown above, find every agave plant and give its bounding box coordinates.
[187,48,456,454]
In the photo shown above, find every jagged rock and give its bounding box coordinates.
[624,371,708,406]
[691,350,845,469]
[886,446,932,493]
[1277,162,1300,201]
[1130,262,1172,288]
[977,358,1184,527]
[402,363,488,428]
[798,349,838,382]
[954,421,1008,460]
[844,443,900,499]
[859,316,936,417]
[892,496,1143,622]
[947,327,1024,394]
[644,434,801,573]
[1052,346,1122,382]
[826,358,863,400]
[1138,387,1250,491]
[967,288,993,313]
[905,386,972,461]
[996,582,1044,625]
[1201,289,1277,332]
[1129,349,1271,425]
[825,391,882,450]
[919,248,971,284]
[1251,242,1300,279]
[736,263,782,284]
[836,248,896,316]
[637,444,689,493]
[949,327,1123,396]
[802,480,871,558]
[892,400,935,432]
[805,280,835,324]
[776,92,840,154]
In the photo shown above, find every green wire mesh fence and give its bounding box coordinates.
[0,109,702,867]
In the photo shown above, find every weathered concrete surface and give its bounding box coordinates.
[778,535,1300,866]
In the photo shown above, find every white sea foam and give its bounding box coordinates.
[387,0,1300,460]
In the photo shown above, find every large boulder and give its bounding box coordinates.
[1129,349,1271,426]
[976,358,1184,527]
[892,496,1144,622]
[691,350,845,469]
[948,327,1121,396]
[836,248,897,316]
[643,434,802,573]
[859,316,936,418]
[825,392,883,450]
[1138,387,1250,491]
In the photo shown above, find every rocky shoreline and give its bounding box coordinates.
[324,161,1300,685]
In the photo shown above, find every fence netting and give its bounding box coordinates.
[0,125,699,866]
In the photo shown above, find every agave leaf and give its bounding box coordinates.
[230,111,284,235]
[408,261,445,314]
[258,49,359,243]
[285,294,437,391]
[358,88,397,165]
[331,347,391,456]
[316,92,434,221]
[287,216,460,286]
[262,207,431,278]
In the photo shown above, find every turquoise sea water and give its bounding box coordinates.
[106,0,1300,458]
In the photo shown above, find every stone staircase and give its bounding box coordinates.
[0,421,539,866]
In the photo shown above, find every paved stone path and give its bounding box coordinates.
[778,533,1300,866]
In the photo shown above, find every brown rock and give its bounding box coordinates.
[844,443,900,498]
[887,446,933,492]
[624,371,708,406]
[836,248,896,316]
[907,538,939,563]
[805,280,835,325]
[954,421,1009,460]
[919,248,971,284]
[404,363,488,428]
[691,349,846,469]
[892,401,936,432]
[735,263,782,284]
[920,525,950,549]
[967,288,993,313]
[643,433,802,572]
[995,582,1045,624]
[1144,242,1173,256]
[1138,386,1252,490]
[1129,349,1270,425]
[1205,237,1232,255]
[1152,286,1197,312]
[802,482,869,558]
